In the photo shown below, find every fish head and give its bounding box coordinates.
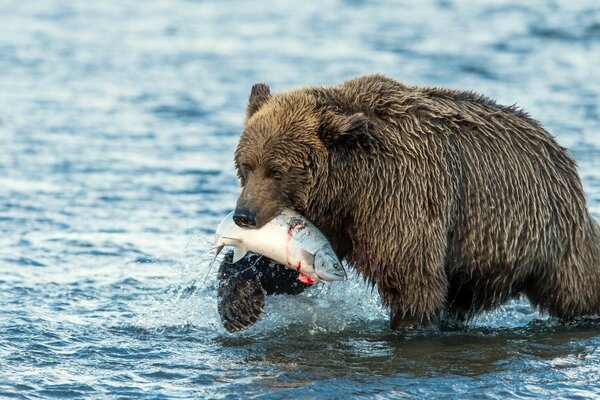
[313,247,347,282]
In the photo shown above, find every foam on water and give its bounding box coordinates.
[130,241,387,337]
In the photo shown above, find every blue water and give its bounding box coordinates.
[1,1,600,398]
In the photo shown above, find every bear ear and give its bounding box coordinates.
[246,83,271,118]
[318,112,368,148]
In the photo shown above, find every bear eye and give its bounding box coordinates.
[241,163,254,176]
[269,169,284,180]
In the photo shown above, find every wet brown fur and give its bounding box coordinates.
[234,74,600,329]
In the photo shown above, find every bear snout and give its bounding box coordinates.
[233,208,257,228]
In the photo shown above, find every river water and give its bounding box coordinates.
[1,1,599,398]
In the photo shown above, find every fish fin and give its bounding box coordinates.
[298,248,315,265]
[221,236,241,244]
[209,244,224,266]
[202,245,223,286]
[212,236,245,263]
[200,243,224,260]
[232,246,248,263]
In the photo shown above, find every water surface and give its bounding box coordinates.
[1,0,600,398]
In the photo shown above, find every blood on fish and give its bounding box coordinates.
[298,273,316,285]
[284,222,314,284]
[287,221,305,238]
[285,221,306,267]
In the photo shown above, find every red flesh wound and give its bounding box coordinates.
[298,273,316,285]
[285,221,305,267]
[286,221,312,283]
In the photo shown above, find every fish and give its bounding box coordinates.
[211,209,347,284]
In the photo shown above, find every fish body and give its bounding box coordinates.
[213,209,347,283]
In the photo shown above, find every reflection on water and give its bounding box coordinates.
[1,0,599,398]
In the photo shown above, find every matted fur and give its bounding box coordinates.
[234,74,600,329]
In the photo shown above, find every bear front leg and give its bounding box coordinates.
[362,217,450,331]
[217,251,311,332]
[379,270,448,331]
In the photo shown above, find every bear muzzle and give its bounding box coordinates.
[233,208,257,228]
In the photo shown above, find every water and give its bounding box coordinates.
[1,0,599,398]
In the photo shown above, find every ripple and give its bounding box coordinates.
[3,256,46,267]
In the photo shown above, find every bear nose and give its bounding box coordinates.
[233,209,256,228]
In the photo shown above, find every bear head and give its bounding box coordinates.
[233,83,367,228]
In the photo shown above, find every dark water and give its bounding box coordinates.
[1,1,600,398]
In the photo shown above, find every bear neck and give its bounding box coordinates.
[303,145,376,259]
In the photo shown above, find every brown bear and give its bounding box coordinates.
[220,74,600,331]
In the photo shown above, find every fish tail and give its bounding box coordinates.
[202,245,224,286]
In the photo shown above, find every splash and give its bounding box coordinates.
[130,234,388,335]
